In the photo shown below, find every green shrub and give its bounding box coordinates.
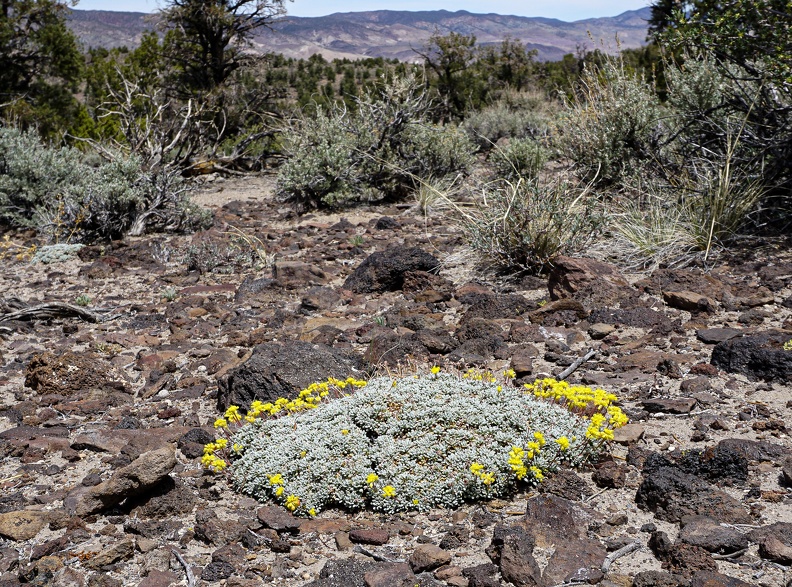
[277,75,476,210]
[489,138,547,182]
[557,58,662,186]
[215,373,625,516]
[0,127,210,243]
[462,90,554,150]
[458,178,603,274]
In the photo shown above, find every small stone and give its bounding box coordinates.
[642,398,697,414]
[137,570,180,587]
[696,328,743,344]
[67,445,177,516]
[349,528,390,546]
[678,516,748,554]
[663,291,717,313]
[256,506,301,534]
[335,531,353,550]
[409,544,452,573]
[83,540,134,569]
[613,423,645,444]
[589,323,615,340]
[201,561,235,582]
[0,510,50,541]
[758,535,792,564]
[363,562,416,587]
[690,570,754,587]
[592,462,627,489]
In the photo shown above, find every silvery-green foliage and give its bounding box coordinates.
[0,127,209,243]
[557,58,662,186]
[231,374,595,515]
[489,138,547,182]
[463,100,552,150]
[277,75,476,210]
[30,244,84,264]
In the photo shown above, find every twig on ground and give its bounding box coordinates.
[601,541,641,574]
[583,487,608,503]
[170,548,196,587]
[353,545,404,563]
[0,301,117,324]
[712,548,749,560]
[557,348,597,381]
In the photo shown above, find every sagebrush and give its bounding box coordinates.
[0,127,209,243]
[277,75,475,210]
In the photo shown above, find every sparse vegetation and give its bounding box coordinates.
[457,177,603,274]
[277,75,475,210]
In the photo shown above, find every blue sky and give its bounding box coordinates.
[75,1,650,21]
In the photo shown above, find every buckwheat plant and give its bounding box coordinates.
[206,371,627,517]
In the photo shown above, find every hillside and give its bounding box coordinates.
[68,7,651,61]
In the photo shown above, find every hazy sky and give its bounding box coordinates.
[74,1,650,21]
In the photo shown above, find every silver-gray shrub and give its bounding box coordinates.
[277,75,476,210]
[463,90,554,151]
[0,127,209,243]
[231,373,597,515]
[489,137,547,182]
[557,58,663,186]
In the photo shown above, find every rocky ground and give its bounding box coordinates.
[1,174,791,587]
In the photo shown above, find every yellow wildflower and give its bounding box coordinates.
[215,438,228,449]
[479,472,495,486]
[275,486,284,497]
[382,485,396,498]
[224,405,242,423]
[555,436,570,450]
[309,508,316,517]
[268,474,284,486]
[469,462,484,475]
[214,418,228,429]
[431,365,441,375]
[504,368,516,379]
[341,429,349,435]
[285,495,300,511]
[530,466,544,482]
[366,473,379,486]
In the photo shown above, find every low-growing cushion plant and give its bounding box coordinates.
[204,370,627,516]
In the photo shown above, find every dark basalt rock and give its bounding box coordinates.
[678,516,748,554]
[711,331,792,382]
[216,341,360,411]
[636,460,751,524]
[343,246,440,293]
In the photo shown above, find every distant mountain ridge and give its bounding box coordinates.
[67,7,651,62]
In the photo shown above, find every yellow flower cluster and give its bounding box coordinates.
[508,446,528,480]
[470,462,495,485]
[381,485,396,498]
[203,377,369,478]
[524,378,628,442]
[507,431,548,482]
[202,438,229,471]
[462,368,497,383]
[526,378,618,410]
[215,377,370,429]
